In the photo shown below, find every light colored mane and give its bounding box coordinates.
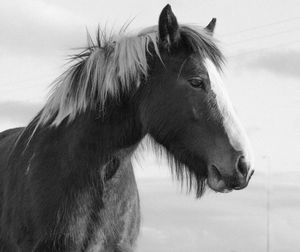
[37,24,223,127]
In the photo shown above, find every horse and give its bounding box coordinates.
[0,4,254,252]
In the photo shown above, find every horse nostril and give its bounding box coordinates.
[237,155,249,177]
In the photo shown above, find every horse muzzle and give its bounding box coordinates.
[207,155,255,193]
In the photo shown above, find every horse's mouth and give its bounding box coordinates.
[232,170,254,190]
[207,165,254,193]
[207,165,229,192]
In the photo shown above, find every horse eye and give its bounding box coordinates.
[188,79,204,89]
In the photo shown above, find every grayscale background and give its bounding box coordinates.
[0,0,299,251]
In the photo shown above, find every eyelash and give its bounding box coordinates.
[188,78,205,89]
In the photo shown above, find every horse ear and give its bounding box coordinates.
[158,4,180,48]
[205,18,217,34]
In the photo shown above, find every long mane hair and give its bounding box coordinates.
[37,25,223,127]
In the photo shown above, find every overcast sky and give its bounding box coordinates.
[0,0,299,175]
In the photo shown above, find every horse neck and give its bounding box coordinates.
[49,101,144,167]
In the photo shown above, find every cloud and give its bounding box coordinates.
[0,0,87,56]
[241,50,300,79]
[0,101,41,124]
[137,176,300,252]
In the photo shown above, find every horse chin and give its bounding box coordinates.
[207,165,231,193]
[207,180,231,193]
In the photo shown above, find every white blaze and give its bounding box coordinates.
[204,58,254,167]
